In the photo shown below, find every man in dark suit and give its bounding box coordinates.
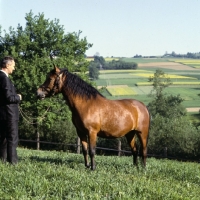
[0,56,22,164]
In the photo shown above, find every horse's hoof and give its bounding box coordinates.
[85,165,90,169]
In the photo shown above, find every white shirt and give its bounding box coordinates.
[0,69,8,77]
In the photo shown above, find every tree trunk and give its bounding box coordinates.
[77,137,80,154]
[164,147,167,158]
[36,131,40,150]
[118,140,121,156]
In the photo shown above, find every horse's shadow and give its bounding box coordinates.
[26,155,82,166]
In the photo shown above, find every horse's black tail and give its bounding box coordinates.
[146,106,151,142]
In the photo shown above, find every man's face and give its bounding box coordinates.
[6,60,15,74]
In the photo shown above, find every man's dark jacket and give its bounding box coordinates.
[0,71,20,121]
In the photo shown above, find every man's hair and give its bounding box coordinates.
[0,56,14,68]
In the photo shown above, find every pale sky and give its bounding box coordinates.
[0,0,200,57]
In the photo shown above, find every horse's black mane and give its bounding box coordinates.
[61,69,104,99]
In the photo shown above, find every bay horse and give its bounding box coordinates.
[37,66,150,170]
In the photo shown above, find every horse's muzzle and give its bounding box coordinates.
[36,90,45,100]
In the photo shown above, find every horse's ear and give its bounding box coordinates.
[54,65,60,73]
[50,53,60,73]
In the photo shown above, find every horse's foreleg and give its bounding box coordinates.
[88,132,97,170]
[81,139,90,168]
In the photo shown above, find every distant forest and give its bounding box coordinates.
[133,51,200,59]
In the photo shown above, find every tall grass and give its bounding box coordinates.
[0,148,200,199]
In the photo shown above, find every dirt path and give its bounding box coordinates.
[186,107,200,112]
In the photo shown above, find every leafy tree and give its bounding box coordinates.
[146,70,200,158]
[105,60,137,70]
[94,56,106,68]
[88,61,100,79]
[148,69,172,98]
[148,69,186,118]
[148,114,200,158]
[0,11,92,149]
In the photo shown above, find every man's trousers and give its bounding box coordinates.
[0,120,19,164]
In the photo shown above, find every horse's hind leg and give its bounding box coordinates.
[137,131,148,167]
[137,108,150,168]
[125,131,138,166]
[77,130,90,168]
[81,138,90,168]
[88,131,97,170]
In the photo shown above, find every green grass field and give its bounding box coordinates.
[120,57,170,63]
[1,148,199,199]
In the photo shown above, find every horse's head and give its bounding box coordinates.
[37,66,62,100]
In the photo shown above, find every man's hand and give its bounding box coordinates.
[18,94,22,100]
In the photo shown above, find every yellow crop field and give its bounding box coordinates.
[85,57,94,61]
[179,62,200,64]
[132,73,197,79]
[136,82,200,86]
[170,59,200,62]
[99,69,151,74]
[169,59,200,63]
[85,57,119,62]
[170,59,200,68]
[104,58,119,62]
[106,87,136,96]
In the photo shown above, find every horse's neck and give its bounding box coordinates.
[62,90,85,111]
[62,91,73,107]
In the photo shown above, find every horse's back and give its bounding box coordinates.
[112,98,149,117]
[93,97,150,136]
[117,98,150,129]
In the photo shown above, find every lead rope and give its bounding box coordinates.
[18,106,50,124]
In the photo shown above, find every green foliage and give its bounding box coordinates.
[89,62,100,79]
[148,69,172,98]
[148,69,186,117]
[90,56,137,71]
[0,148,200,199]
[148,94,186,118]
[105,59,138,70]
[0,11,92,145]
[148,115,200,158]
[94,55,106,66]
[147,70,200,158]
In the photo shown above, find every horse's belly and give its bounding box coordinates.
[97,128,131,138]
[97,131,116,138]
[98,131,121,138]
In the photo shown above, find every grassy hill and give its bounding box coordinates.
[0,148,199,199]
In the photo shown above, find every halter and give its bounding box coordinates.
[51,72,61,95]
[41,71,62,96]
